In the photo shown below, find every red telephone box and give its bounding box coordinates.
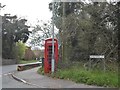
[44,38,58,73]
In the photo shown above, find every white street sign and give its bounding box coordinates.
[90,55,104,58]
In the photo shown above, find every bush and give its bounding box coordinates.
[16,41,26,60]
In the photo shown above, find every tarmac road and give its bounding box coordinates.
[1,64,39,88]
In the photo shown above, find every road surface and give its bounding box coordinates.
[1,64,37,88]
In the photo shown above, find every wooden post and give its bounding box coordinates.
[89,58,91,70]
[101,58,106,72]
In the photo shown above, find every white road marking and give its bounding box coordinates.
[0,73,12,77]
[3,73,12,76]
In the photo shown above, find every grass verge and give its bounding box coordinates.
[54,66,118,87]
[19,60,37,64]
[37,67,44,75]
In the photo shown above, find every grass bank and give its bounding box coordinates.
[37,66,118,87]
[55,66,118,87]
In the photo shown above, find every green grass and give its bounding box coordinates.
[37,67,44,75]
[19,60,37,64]
[54,66,118,87]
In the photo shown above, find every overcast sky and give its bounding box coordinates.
[1,0,117,25]
[1,0,52,26]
